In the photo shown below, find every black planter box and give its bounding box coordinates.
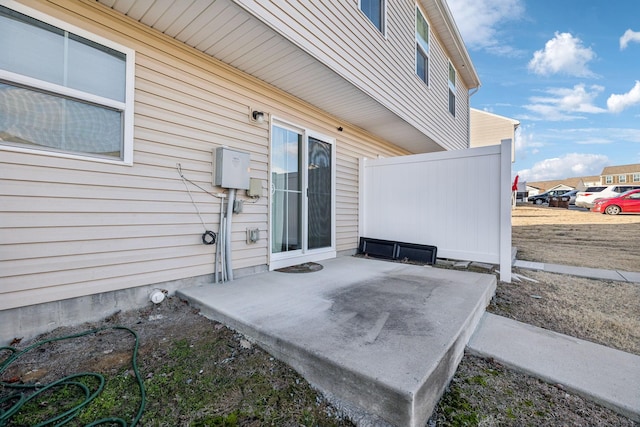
[358,237,437,265]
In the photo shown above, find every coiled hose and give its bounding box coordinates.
[0,326,145,426]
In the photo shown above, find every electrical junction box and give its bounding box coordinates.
[247,177,262,198]
[212,147,250,189]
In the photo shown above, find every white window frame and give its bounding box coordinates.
[619,174,627,183]
[415,5,430,85]
[0,0,135,165]
[633,173,640,182]
[605,175,613,184]
[359,0,386,34]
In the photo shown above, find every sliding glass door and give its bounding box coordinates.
[271,126,302,254]
[271,122,334,267]
[307,136,332,250]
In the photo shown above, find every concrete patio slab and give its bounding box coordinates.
[177,256,496,427]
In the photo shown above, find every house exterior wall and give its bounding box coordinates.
[469,109,518,161]
[1,0,410,312]
[602,174,640,184]
[235,0,473,150]
[600,164,640,184]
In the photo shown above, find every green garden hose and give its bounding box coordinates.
[0,326,146,426]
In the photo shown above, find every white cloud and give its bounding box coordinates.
[561,127,640,144]
[513,124,548,165]
[528,32,596,77]
[446,0,525,55]
[522,84,606,121]
[517,153,609,181]
[620,29,640,50]
[607,81,640,113]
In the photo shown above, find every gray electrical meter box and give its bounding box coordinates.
[212,147,250,189]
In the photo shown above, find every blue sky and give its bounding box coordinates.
[447,0,640,182]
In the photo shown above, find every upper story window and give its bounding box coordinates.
[0,2,135,164]
[619,174,627,183]
[415,7,429,85]
[633,173,640,182]
[448,62,456,116]
[605,175,613,184]
[360,0,385,33]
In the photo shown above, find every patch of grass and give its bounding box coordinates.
[466,375,487,386]
[4,374,115,426]
[76,371,140,424]
[1,312,354,427]
[137,334,350,426]
[192,411,240,426]
[435,384,479,426]
[432,355,637,426]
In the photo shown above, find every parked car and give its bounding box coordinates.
[591,189,640,215]
[528,189,571,205]
[561,189,578,205]
[576,185,640,208]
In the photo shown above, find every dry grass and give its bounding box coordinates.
[489,269,640,355]
[507,205,640,355]
[431,354,637,427]
[430,205,640,425]
[512,205,640,271]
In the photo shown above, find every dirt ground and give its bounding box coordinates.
[0,297,355,426]
[508,205,640,356]
[512,204,640,271]
[432,204,640,425]
[2,205,639,426]
[436,204,640,426]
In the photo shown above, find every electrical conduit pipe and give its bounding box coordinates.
[225,188,236,281]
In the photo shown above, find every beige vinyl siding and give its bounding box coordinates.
[469,109,519,161]
[1,0,407,310]
[470,110,516,147]
[234,0,471,150]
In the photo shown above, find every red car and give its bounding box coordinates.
[591,189,640,215]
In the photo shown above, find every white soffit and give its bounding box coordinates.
[96,0,443,153]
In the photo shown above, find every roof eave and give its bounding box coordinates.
[425,0,481,90]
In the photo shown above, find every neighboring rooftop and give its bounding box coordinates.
[526,177,585,192]
[601,163,640,175]
[524,164,640,191]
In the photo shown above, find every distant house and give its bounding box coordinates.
[526,177,587,194]
[600,164,640,185]
[1,1,483,337]
[470,108,519,161]
[582,175,602,187]
[524,167,640,198]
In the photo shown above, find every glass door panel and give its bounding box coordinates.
[271,126,302,254]
[307,137,332,250]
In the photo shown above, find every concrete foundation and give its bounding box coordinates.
[0,264,268,345]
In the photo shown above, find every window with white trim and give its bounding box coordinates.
[619,174,627,183]
[605,175,613,184]
[415,6,429,85]
[0,2,135,164]
[448,62,456,116]
[360,0,385,33]
[633,173,640,182]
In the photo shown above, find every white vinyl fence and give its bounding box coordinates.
[359,140,512,282]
